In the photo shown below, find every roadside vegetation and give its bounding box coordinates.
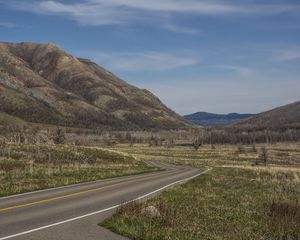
[103,143,300,240]
[0,143,155,197]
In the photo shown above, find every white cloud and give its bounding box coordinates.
[80,51,198,71]
[0,22,16,28]
[91,0,241,14]
[77,0,299,15]
[162,23,200,35]
[7,0,300,27]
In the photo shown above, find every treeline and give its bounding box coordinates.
[0,124,196,147]
[0,125,64,145]
[2,122,299,148]
[195,128,300,145]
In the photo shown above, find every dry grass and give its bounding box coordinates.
[103,167,300,240]
[0,144,156,197]
[103,143,300,240]
[112,143,300,168]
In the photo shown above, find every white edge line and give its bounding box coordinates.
[0,168,209,240]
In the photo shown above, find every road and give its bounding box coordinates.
[0,161,207,240]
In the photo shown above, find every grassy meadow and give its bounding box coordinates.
[1,139,299,239]
[103,143,300,240]
[0,143,156,197]
[111,143,300,168]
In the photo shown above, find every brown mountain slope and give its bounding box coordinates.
[0,42,187,130]
[230,101,300,131]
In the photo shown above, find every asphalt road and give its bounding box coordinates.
[0,161,207,240]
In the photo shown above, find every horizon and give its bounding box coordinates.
[1,0,299,115]
[184,111,255,116]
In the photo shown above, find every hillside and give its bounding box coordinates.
[0,42,187,130]
[230,101,300,131]
[184,112,253,126]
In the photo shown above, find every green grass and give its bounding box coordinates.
[103,167,300,240]
[0,144,157,197]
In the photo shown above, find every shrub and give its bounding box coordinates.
[53,128,66,144]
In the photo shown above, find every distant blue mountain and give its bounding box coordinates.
[184,112,254,126]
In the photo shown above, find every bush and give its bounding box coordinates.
[53,128,66,144]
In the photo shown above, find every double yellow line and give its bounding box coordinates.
[0,169,179,213]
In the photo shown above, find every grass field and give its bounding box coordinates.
[103,143,300,240]
[0,144,156,197]
[111,143,300,168]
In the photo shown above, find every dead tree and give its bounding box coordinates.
[260,147,268,166]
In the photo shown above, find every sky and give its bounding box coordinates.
[0,0,300,115]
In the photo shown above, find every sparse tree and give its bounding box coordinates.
[125,132,132,142]
[260,147,268,166]
[129,138,134,147]
[252,144,257,153]
[165,138,175,149]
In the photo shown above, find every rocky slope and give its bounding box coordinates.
[0,42,187,130]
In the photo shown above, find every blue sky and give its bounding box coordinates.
[0,0,300,115]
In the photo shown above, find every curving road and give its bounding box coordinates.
[0,162,207,240]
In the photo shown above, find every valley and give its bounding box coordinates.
[0,42,299,240]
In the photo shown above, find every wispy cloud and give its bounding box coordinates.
[274,47,300,61]
[162,23,200,35]
[5,0,300,28]
[77,51,199,71]
[0,22,16,28]
[217,65,255,76]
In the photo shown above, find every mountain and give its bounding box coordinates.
[184,112,254,126]
[231,101,300,131]
[0,42,188,130]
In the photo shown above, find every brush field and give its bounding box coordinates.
[0,143,155,197]
[103,143,300,240]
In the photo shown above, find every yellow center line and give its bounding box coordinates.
[0,182,123,213]
[0,169,178,213]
